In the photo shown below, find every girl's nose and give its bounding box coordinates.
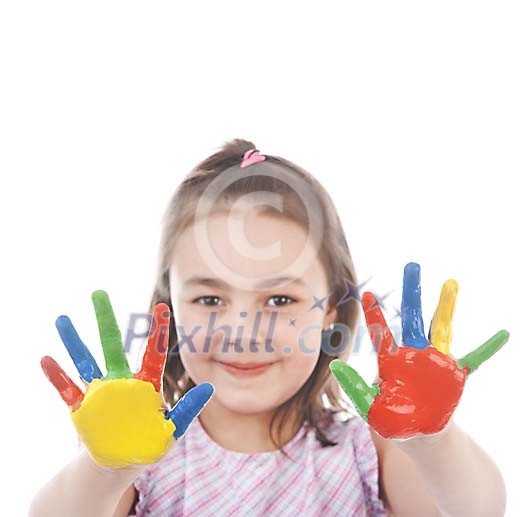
[226,308,270,352]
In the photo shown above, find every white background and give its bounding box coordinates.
[1,2,523,515]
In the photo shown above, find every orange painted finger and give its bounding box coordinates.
[135,303,170,392]
[41,356,84,411]
[361,292,397,371]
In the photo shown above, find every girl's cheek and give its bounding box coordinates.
[299,329,323,358]
[179,341,213,378]
[263,308,324,355]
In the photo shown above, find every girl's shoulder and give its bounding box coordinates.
[309,410,382,478]
[318,408,373,445]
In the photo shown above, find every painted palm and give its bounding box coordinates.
[330,262,509,439]
[41,290,214,467]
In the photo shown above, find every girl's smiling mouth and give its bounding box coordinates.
[214,360,278,377]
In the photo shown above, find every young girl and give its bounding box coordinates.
[31,139,507,516]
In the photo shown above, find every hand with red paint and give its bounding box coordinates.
[330,262,509,440]
[40,290,214,467]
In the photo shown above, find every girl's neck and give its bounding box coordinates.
[197,401,303,454]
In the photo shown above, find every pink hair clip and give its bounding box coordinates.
[240,149,266,168]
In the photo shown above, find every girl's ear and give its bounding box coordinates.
[323,305,338,329]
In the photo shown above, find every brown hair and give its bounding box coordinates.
[148,138,360,452]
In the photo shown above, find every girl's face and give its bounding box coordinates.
[169,209,336,415]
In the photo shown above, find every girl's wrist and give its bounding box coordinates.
[391,418,455,451]
[80,448,148,482]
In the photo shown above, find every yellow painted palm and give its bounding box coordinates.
[41,290,214,467]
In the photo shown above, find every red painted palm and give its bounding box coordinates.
[330,263,509,439]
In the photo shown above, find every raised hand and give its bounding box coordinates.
[41,290,214,467]
[330,262,509,439]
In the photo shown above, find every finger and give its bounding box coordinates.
[429,279,459,355]
[135,303,170,392]
[91,290,133,379]
[329,359,380,421]
[401,262,429,349]
[55,315,102,383]
[41,356,84,410]
[166,383,215,439]
[457,330,510,375]
[362,291,397,373]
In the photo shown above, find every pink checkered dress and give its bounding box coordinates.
[132,413,388,516]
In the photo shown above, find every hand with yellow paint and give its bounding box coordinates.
[330,262,509,439]
[41,291,214,468]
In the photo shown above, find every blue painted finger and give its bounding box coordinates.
[55,315,103,382]
[166,382,215,439]
[401,262,430,349]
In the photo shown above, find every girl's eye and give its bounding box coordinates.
[192,295,296,308]
[267,295,296,307]
[193,296,224,307]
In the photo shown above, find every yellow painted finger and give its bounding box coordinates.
[429,279,459,355]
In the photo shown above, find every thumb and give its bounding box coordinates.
[166,383,215,439]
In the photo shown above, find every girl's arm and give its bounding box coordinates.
[28,449,145,517]
[35,293,214,516]
[330,264,509,516]
[113,485,138,517]
[374,419,506,517]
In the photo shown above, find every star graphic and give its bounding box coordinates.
[309,293,331,311]
[336,276,372,306]
[389,307,402,322]
[371,289,393,310]
[286,316,299,328]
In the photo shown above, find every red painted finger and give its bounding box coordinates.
[135,303,170,392]
[361,292,398,374]
[41,356,84,411]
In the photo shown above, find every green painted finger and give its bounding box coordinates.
[91,290,133,379]
[329,359,380,421]
[456,329,510,375]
